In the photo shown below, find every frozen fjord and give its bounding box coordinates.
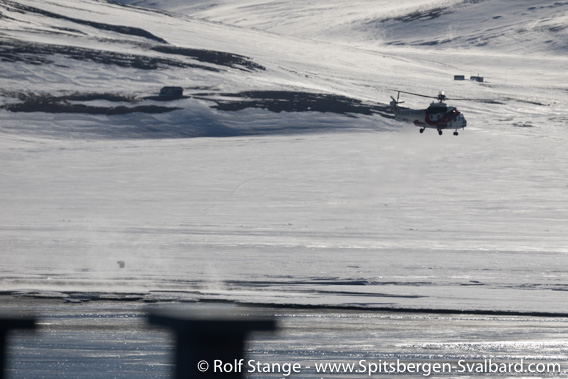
[4,299,568,378]
[2,124,568,313]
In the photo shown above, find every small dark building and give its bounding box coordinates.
[159,86,183,98]
[470,75,484,83]
[454,75,465,80]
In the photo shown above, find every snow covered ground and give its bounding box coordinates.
[1,0,568,312]
[119,0,568,53]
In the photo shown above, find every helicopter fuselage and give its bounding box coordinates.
[390,101,467,136]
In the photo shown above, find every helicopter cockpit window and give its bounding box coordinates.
[427,107,447,114]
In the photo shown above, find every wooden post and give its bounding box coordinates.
[0,315,36,379]
[149,309,276,379]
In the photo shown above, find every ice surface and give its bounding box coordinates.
[4,299,568,378]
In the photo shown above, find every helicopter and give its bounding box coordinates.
[389,90,478,136]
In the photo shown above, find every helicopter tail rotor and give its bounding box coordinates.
[390,92,404,106]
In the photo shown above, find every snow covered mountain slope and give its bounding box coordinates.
[1,0,566,139]
[115,0,568,54]
[1,0,568,313]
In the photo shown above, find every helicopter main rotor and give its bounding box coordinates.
[389,89,487,103]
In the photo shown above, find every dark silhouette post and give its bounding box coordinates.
[0,315,36,379]
[149,309,276,379]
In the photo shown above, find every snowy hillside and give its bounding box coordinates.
[116,0,568,53]
[1,0,568,314]
[1,0,566,138]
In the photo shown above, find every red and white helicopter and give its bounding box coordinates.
[389,90,478,136]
